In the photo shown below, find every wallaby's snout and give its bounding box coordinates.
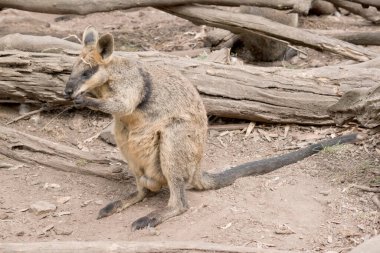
[63,84,73,99]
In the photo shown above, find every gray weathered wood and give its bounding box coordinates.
[0,240,298,253]
[163,5,377,61]
[0,125,128,180]
[0,0,313,15]
[1,49,380,125]
[328,84,380,128]
[345,0,380,8]
[326,0,380,24]
[312,30,380,45]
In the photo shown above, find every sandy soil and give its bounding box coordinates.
[0,6,379,253]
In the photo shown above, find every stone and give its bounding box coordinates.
[0,212,9,220]
[56,196,71,204]
[54,227,73,236]
[30,201,57,215]
[99,121,116,146]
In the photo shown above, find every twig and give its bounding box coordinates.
[83,121,113,144]
[42,106,73,130]
[6,108,44,125]
[353,184,380,193]
[62,34,82,44]
[209,123,250,131]
[372,194,380,209]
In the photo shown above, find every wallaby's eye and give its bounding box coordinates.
[81,66,98,79]
[82,69,91,78]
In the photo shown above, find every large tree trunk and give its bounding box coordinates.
[0,0,313,15]
[163,5,377,62]
[1,49,380,126]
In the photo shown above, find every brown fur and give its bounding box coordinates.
[64,27,358,230]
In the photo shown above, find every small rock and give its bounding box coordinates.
[19,104,31,115]
[81,200,93,207]
[0,212,9,220]
[16,231,25,237]
[95,200,103,205]
[147,227,160,236]
[43,183,61,189]
[0,163,13,169]
[54,211,71,217]
[327,235,333,243]
[30,201,57,215]
[56,196,71,204]
[30,113,41,125]
[111,167,123,173]
[54,227,73,236]
[99,122,116,146]
[319,190,331,196]
[38,224,54,236]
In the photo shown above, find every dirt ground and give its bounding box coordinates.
[0,6,379,253]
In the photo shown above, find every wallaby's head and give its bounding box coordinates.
[64,26,114,99]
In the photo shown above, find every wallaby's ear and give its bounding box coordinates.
[96,33,114,62]
[82,26,99,47]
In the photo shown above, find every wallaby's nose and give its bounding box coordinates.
[64,87,73,99]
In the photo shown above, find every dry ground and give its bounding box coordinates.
[0,6,379,253]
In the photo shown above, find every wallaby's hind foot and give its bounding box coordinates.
[131,206,188,231]
[98,189,148,219]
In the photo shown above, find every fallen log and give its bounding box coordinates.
[326,0,380,24]
[345,0,380,9]
[163,5,377,61]
[0,33,81,52]
[311,30,380,45]
[328,84,380,128]
[0,240,297,253]
[0,0,313,15]
[1,48,380,126]
[0,125,129,180]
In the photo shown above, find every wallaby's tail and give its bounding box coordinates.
[200,133,358,190]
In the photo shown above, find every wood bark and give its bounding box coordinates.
[0,0,313,15]
[326,0,380,24]
[311,30,380,45]
[328,84,380,128]
[0,33,81,52]
[163,5,377,62]
[1,47,380,126]
[345,0,380,9]
[0,125,129,180]
[0,241,297,253]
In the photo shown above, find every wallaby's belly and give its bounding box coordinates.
[114,117,166,191]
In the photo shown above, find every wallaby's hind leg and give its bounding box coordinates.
[98,179,148,219]
[131,127,194,230]
[131,177,187,230]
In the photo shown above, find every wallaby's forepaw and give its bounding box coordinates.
[97,200,122,219]
[131,216,159,231]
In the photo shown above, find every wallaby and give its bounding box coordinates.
[64,26,358,231]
